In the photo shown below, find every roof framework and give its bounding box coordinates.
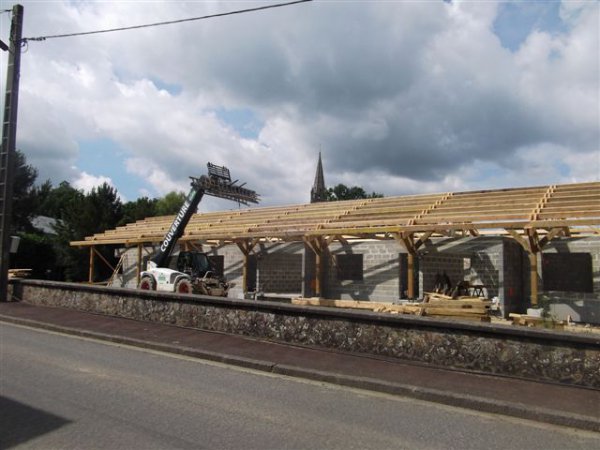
[72,181,600,248]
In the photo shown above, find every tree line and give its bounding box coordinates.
[10,151,382,282]
[11,151,187,281]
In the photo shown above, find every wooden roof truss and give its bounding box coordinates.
[72,181,600,249]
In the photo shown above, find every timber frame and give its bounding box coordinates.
[72,182,600,305]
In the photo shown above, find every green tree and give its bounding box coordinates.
[37,181,81,219]
[12,150,40,232]
[326,184,383,201]
[155,191,186,216]
[120,197,158,226]
[53,183,123,281]
[11,232,56,278]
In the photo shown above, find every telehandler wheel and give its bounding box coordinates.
[174,278,192,294]
[139,276,155,290]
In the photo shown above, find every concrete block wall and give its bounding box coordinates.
[467,251,501,299]
[218,242,305,298]
[254,243,304,294]
[539,237,600,324]
[326,241,403,301]
[419,237,504,301]
[419,254,464,295]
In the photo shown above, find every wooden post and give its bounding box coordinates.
[304,236,331,298]
[88,247,94,283]
[136,244,142,285]
[529,252,538,307]
[506,229,545,308]
[315,250,322,297]
[393,232,432,300]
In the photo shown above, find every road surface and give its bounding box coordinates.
[1,323,598,449]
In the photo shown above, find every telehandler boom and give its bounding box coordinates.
[138,163,259,295]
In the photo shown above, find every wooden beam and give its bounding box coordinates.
[303,236,331,298]
[529,252,539,307]
[136,244,142,285]
[92,247,116,273]
[538,227,567,249]
[526,228,540,254]
[507,229,540,307]
[506,229,530,252]
[392,232,425,300]
[88,247,94,283]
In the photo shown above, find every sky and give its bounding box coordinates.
[0,0,598,212]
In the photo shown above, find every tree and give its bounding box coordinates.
[326,184,383,201]
[11,232,56,279]
[37,181,82,219]
[120,197,158,226]
[11,150,39,232]
[155,191,186,216]
[52,183,123,281]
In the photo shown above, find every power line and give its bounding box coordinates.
[23,0,312,43]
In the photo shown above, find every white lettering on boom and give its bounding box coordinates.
[160,200,191,253]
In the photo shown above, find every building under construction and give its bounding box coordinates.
[71,159,600,324]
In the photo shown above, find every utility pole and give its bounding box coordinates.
[0,4,24,302]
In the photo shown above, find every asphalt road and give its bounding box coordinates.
[1,323,598,450]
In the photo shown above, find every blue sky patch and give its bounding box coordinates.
[493,1,568,52]
[214,108,264,139]
[76,138,151,201]
[150,77,183,96]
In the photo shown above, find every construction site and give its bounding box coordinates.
[66,159,600,328]
[6,162,600,420]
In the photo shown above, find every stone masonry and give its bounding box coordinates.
[10,279,600,389]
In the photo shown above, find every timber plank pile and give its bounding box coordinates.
[8,268,31,279]
[71,181,600,247]
[291,294,492,322]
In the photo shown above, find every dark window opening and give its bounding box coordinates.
[542,253,593,293]
[208,255,225,277]
[336,254,363,281]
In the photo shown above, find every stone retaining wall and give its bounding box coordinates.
[10,279,600,389]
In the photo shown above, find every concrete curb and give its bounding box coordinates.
[2,314,598,433]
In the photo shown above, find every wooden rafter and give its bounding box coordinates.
[71,182,600,249]
[529,184,556,221]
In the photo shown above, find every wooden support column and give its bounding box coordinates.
[528,252,538,306]
[88,247,94,283]
[507,228,547,307]
[393,231,433,300]
[315,247,323,297]
[136,244,142,285]
[303,236,333,298]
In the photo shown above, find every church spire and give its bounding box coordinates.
[311,151,328,203]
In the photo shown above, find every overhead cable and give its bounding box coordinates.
[23,0,312,43]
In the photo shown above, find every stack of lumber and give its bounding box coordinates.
[8,268,31,279]
[421,292,492,321]
[292,294,492,322]
[508,313,565,330]
[291,298,422,315]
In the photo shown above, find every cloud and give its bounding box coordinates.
[3,0,598,211]
[72,170,117,193]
